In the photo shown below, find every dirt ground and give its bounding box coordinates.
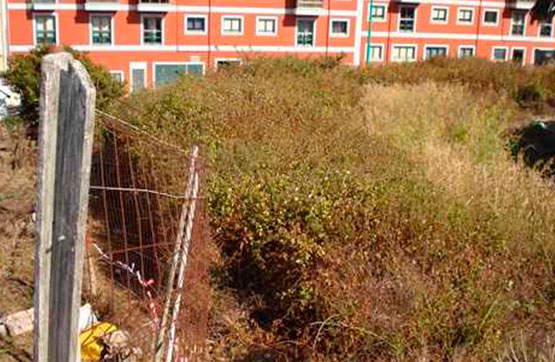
[0,125,36,361]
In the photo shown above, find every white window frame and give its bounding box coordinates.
[366,43,384,62]
[295,17,317,47]
[184,14,208,35]
[538,18,553,37]
[430,6,448,24]
[330,18,350,38]
[152,61,205,88]
[109,70,124,84]
[457,7,474,25]
[221,15,244,35]
[130,61,147,92]
[482,9,499,26]
[458,45,476,58]
[491,46,508,61]
[391,44,418,62]
[255,16,278,36]
[369,4,387,22]
[89,14,114,46]
[33,13,59,46]
[215,58,243,68]
[140,14,164,46]
[510,10,526,36]
[424,44,449,59]
[398,5,417,33]
[511,47,526,65]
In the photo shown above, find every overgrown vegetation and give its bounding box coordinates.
[107,57,555,360]
[363,57,555,111]
[4,46,124,127]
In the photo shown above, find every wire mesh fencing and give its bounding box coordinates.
[83,109,211,361]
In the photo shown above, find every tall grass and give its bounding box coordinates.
[113,57,555,361]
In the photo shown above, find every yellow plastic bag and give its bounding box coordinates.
[80,322,118,361]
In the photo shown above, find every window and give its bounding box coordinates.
[370,4,386,22]
[330,19,349,37]
[431,7,448,23]
[367,44,384,61]
[458,46,475,58]
[399,6,416,32]
[296,18,315,46]
[91,15,112,45]
[539,18,553,37]
[534,49,555,65]
[154,63,204,86]
[492,47,507,61]
[35,16,56,45]
[483,9,498,25]
[511,11,526,36]
[185,15,206,34]
[222,16,243,35]
[216,59,242,69]
[143,16,162,44]
[392,45,416,62]
[425,46,447,59]
[130,62,146,93]
[511,48,525,65]
[256,17,277,36]
[458,8,474,24]
[110,71,124,84]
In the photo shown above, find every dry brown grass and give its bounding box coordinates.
[0,125,36,361]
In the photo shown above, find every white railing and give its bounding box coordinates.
[297,0,324,9]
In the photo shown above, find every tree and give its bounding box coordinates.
[532,0,555,18]
[3,46,124,127]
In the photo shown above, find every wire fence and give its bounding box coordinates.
[83,108,211,361]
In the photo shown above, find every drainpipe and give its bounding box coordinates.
[366,0,374,65]
[475,0,483,57]
[208,0,212,69]
[326,0,332,56]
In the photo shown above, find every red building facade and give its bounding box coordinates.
[5,0,555,89]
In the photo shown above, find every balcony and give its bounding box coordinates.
[295,0,323,15]
[510,0,535,10]
[32,0,56,11]
[297,0,323,8]
[136,0,171,12]
[84,0,119,12]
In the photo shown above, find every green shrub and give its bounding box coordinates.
[4,46,124,127]
[516,82,546,109]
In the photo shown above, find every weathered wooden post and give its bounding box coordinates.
[34,52,96,362]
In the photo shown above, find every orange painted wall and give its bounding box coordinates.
[6,0,555,88]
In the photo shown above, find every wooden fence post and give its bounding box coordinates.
[34,52,96,362]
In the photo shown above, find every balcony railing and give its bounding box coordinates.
[296,33,314,46]
[137,0,170,12]
[296,0,323,9]
[139,0,169,4]
[84,0,119,11]
[510,0,535,9]
[32,0,56,11]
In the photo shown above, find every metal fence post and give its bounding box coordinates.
[34,52,96,362]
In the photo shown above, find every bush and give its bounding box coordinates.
[362,57,555,108]
[4,46,124,127]
[110,57,555,361]
[516,82,546,109]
